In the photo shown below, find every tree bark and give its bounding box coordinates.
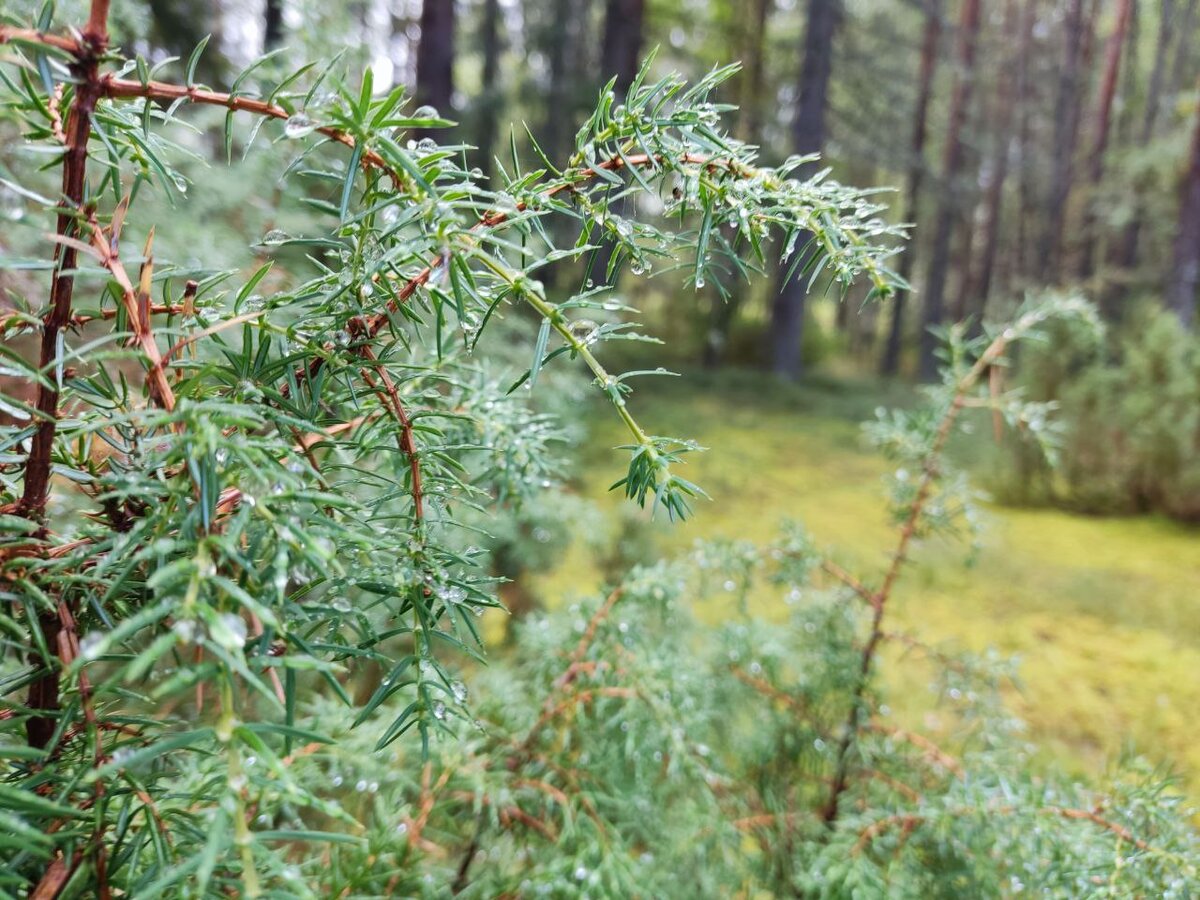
[881,0,943,376]
[961,0,1025,322]
[704,0,771,368]
[601,0,646,97]
[415,0,455,125]
[917,0,983,381]
[1039,0,1089,281]
[770,0,839,380]
[1111,0,1176,293]
[473,0,503,178]
[1167,90,1200,329]
[1078,0,1134,281]
[264,0,284,51]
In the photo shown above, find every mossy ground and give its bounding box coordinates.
[521,368,1200,794]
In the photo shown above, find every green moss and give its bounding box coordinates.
[533,369,1200,793]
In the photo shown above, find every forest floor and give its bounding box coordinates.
[522,368,1200,796]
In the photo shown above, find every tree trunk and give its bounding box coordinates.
[770,0,839,380]
[917,0,983,381]
[264,0,284,51]
[1167,91,1200,329]
[705,0,771,368]
[1014,0,1041,283]
[1039,0,1089,281]
[415,0,455,127]
[601,0,646,97]
[1077,0,1134,281]
[962,0,1024,322]
[881,0,943,376]
[587,0,647,289]
[1110,0,1176,294]
[474,0,504,178]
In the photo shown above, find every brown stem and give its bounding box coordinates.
[22,3,110,766]
[854,804,1152,854]
[0,26,84,54]
[356,347,424,522]
[821,332,1011,827]
[100,77,400,185]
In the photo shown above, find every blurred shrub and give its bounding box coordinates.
[996,306,1200,520]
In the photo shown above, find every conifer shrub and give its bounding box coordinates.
[0,5,1196,897]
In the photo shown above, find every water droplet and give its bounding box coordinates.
[569,319,600,344]
[215,448,228,465]
[432,701,447,720]
[172,619,197,644]
[331,774,343,787]
[416,137,437,154]
[413,105,439,119]
[284,112,316,139]
[79,631,106,661]
[260,229,290,246]
[695,275,706,289]
[215,613,247,650]
[451,680,468,703]
[332,597,352,613]
[355,779,368,792]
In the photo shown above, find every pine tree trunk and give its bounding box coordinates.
[770,0,838,380]
[881,0,943,376]
[1167,92,1200,328]
[963,0,1024,321]
[705,0,771,368]
[1111,0,1176,294]
[917,0,983,381]
[415,0,455,126]
[601,0,646,96]
[264,0,284,50]
[1078,0,1134,281]
[474,0,504,178]
[1039,0,1089,281]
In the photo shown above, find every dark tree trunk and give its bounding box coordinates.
[601,0,646,96]
[146,0,224,86]
[1015,0,1041,283]
[1168,94,1200,328]
[705,0,771,368]
[1039,0,1089,281]
[588,0,647,289]
[963,0,1024,321]
[917,0,983,381]
[770,0,839,380]
[1169,0,1200,95]
[415,0,455,125]
[264,0,284,51]
[474,0,504,178]
[1077,0,1134,281]
[1111,0,1176,297]
[881,0,942,376]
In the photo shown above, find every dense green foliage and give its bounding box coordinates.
[998,306,1200,520]
[0,3,1197,898]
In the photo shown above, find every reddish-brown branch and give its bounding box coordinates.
[100,77,400,185]
[854,804,1152,854]
[0,26,84,54]
[357,347,424,522]
[84,216,178,414]
[821,559,878,608]
[730,665,808,714]
[864,722,963,777]
[822,332,1013,827]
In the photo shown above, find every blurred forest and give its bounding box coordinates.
[10,0,1198,519]
[2,1,1200,895]
[78,0,1200,358]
